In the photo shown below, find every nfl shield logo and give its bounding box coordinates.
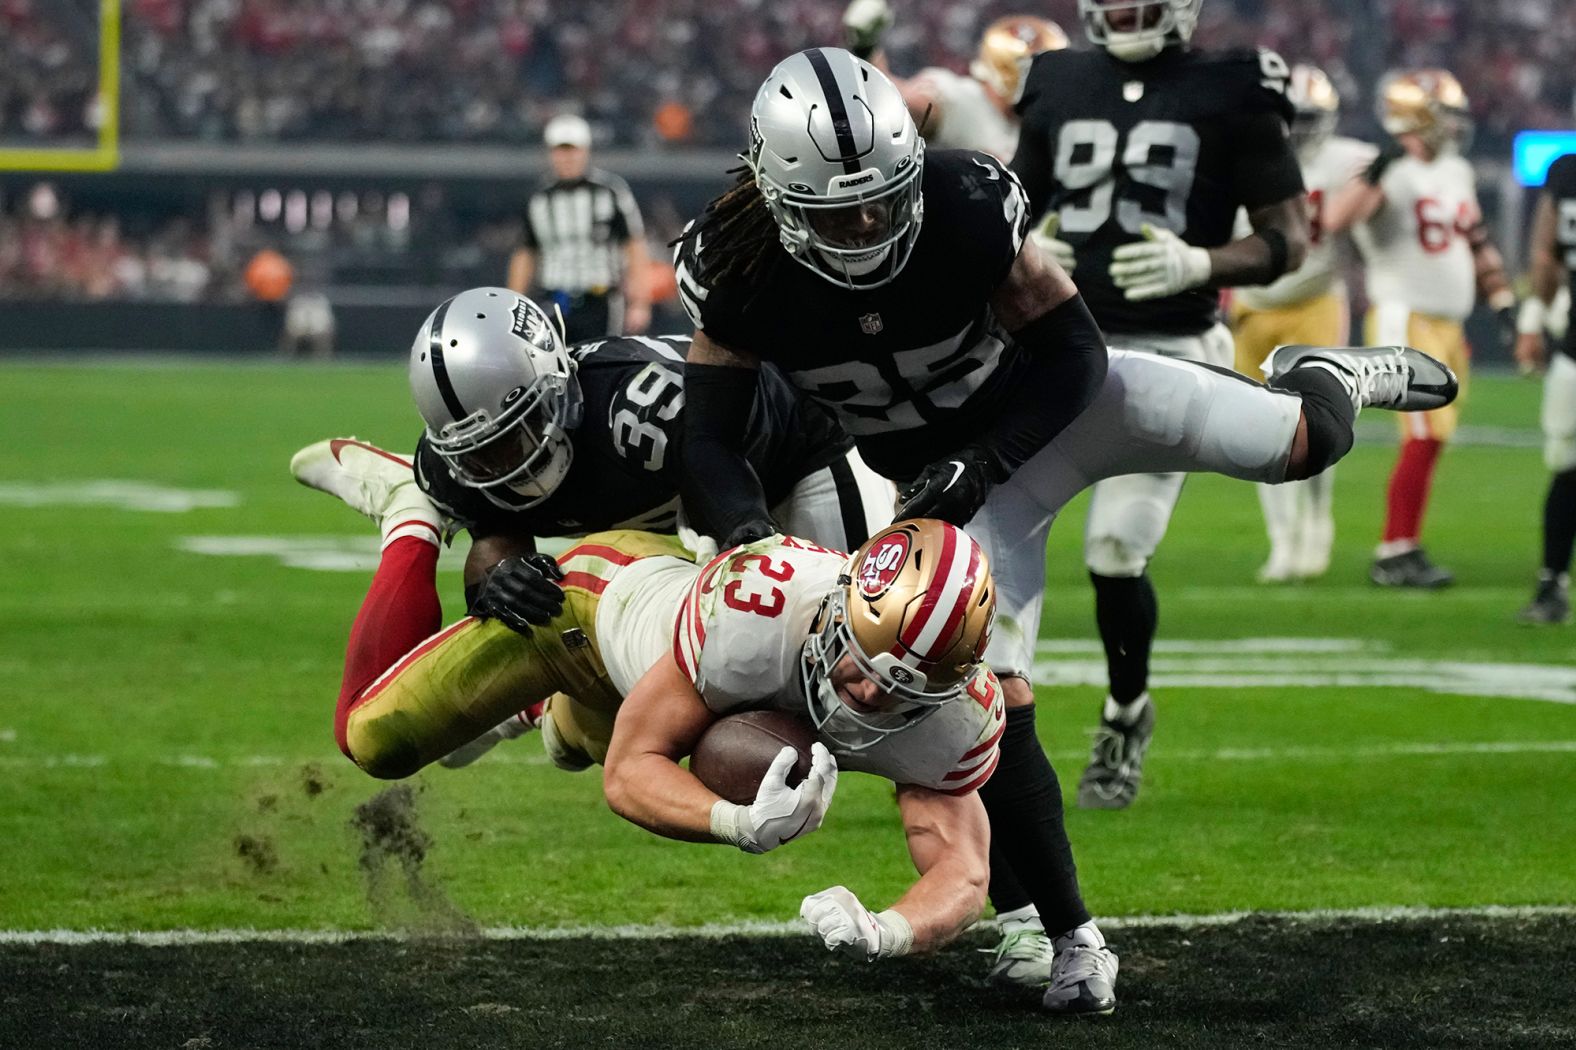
[1123,80,1144,102]
[859,312,884,335]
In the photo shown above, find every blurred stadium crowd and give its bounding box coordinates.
[0,0,1573,307]
[4,0,1573,149]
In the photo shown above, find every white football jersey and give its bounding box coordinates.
[596,553,700,697]
[909,67,1018,162]
[1352,151,1480,321]
[673,536,1004,794]
[1235,136,1378,311]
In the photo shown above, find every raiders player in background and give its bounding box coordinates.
[1230,65,1376,583]
[674,46,1454,1014]
[291,289,894,765]
[840,0,1067,162]
[1012,0,1310,811]
[1511,153,1576,625]
[1326,69,1516,589]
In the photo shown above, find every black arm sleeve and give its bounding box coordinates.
[974,295,1109,477]
[680,363,774,539]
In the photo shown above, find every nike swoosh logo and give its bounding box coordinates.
[329,438,413,469]
[945,461,966,490]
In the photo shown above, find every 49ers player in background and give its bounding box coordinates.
[1326,69,1518,589]
[1230,65,1377,582]
[841,0,1067,162]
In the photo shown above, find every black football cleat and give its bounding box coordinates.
[1263,344,1458,413]
[1077,697,1155,810]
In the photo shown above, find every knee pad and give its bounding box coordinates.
[1085,533,1150,578]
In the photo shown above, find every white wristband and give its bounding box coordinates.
[709,800,760,853]
[872,909,915,959]
[1518,297,1549,336]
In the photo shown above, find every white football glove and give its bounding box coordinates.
[1109,223,1212,302]
[710,743,838,854]
[800,886,914,960]
[1028,213,1078,274]
[842,0,893,57]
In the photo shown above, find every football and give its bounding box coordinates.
[689,710,820,805]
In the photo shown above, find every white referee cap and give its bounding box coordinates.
[544,114,592,149]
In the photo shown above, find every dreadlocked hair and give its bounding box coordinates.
[670,164,783,287]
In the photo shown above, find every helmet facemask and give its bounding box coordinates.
[1078,0,1202,62]
[801,589,958,752]
[427,371,583,509]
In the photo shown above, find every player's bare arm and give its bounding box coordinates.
[462,534,536,588]
[681,330,777,545]
[603,653,729,843]
[1209,196,1310,287]
[1324,168,1387,234]
[621,237,652,334]
[887,784,991,952]
[604,652,837,852]
[507,246,535,295]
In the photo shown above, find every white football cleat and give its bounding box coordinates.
[437,709,541,769]
[983,924,1056,988]
[1256,547,1299,584]
[1042,921,1118,1016]
[290,437,442,545]
[1293,518,1334,579]
[1263,344,1458,413]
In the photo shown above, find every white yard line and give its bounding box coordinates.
[2,904,1571,947]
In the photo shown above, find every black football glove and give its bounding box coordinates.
[895,447,999,526]
[469,553,566,635]
[723,517,779,550]
[1363,141,1406,187]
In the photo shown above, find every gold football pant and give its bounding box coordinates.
[1230,291,1348,378]
[343,530,687,779]
[1366,304,1470,441]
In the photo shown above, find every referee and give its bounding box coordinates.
[508,114,651,340]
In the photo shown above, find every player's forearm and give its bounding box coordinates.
[1467,226,1512,305]
[1324,181,1383,236]
[681,362,774,538]
[890,788,990,953]
[1210,199,1308,287]
[622,241,650,308]
[602,752,721,844]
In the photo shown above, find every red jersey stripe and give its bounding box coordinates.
[560,570,610,595]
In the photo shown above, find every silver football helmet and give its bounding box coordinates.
[1078,0,1202,62]
[408,288,583,509]
[748,47,924,290]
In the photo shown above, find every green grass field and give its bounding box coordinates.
[2,359,1573,1047]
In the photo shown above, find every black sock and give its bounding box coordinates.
[1270,366,1355,475]
[1091,571,1157,704]
[1544,469,1576,576]
[978,703,1090,936]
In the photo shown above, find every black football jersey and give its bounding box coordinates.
[676,150,1031,480]
[1013,46,1304,336]
[415,334,851,538]
[1548,154,1576,361]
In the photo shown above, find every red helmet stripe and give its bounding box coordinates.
[896,523,957,653]
[897,527,981,665]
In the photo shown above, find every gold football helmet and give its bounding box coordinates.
[802,519,996,750]
[1287,63,1339,157]
[970,16,1069,102]
[1378,69,1470,152]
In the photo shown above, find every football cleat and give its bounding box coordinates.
[1517,573,1571,625]
[1370,548,1454,589]
[983,925,1056,988]
[1077,695,1155,810]
[437,708,541,769]
[1294,518,1334,580]
[1263,344,1458,413]
[1043,922,1118,1016]
[290,438,426,526]
[1257,547,1299,584]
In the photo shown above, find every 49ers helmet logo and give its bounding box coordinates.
[857,532,911,599]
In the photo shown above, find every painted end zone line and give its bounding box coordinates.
[4,905,1572,947]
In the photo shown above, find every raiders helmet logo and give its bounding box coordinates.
[857,532,910,598]
[859,312,884,335]
[511,299,546,342]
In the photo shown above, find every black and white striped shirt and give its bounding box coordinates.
[521,169,644,294]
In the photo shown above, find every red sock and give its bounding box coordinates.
[1382,438,1443,545]
[334,537,442,757]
